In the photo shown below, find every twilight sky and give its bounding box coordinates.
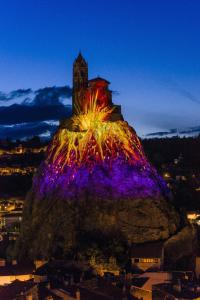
[0,0,200,138]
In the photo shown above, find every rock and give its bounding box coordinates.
[163,225,198,270]
[115,198,180,243]
[17,192,181,260]
[16,100,186,262]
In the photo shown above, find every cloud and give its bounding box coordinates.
[146,129,178,137]
[179,125,200,135]
[0,85,72,124]
[0,92,9,101]
[0,86,72,105]
[177,87,200,104]
[0,122,58,140]
[0,85,73,139]
[146,125,200,138]
[9,89,32,99]
[0,86,72,139]
[0,89,32,101]
[0,104,72,125]
[164,79,200,105]
[33,86,72,106]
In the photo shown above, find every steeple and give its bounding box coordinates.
[73,52,88,90]
[75,52,87,64]
[72,53,88,114]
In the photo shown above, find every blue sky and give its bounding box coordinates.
[0,0,200,138]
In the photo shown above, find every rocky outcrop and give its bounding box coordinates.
[163,225,198,270]
[16,93,191,263]
[17,191,181,260]
[114,198,180,244]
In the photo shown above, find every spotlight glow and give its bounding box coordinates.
[47,92,145,169]
[34,92,168,200]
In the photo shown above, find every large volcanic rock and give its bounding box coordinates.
[17,99,187,262]
[18,191,180,259]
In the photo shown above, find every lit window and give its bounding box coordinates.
[139,258,159,263]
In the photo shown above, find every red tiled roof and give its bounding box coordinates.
[89,77,110,84]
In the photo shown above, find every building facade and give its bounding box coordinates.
[72,53,123,121]
[131,241,164,272]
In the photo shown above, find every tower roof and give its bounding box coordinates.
[74,52,87,65]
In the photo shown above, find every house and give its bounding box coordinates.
[152,280,200,299]
[131,241,164,272]
[0,262,34,285]
[195,248,200,278]
[33,261,132,300]
[130,272,172,300]
[0,279,37,300]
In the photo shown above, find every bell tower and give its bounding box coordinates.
[72,53,88,114]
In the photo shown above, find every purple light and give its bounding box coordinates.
[33,156,169,201]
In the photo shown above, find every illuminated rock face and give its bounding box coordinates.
[33,92,168,201]
[18,55,181,260]
[35,160,166,201]
[18,91,178,259]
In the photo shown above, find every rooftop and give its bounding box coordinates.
[89,77,110,84]
[0,280,35,300]
[131,241,164,258]
[154,282,200,299]
[0,262,34,276]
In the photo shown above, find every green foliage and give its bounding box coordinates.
[72,228,128,264]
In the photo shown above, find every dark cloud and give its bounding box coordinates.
[0,92,8,101]
[0,104,71,125]
[0,86,72,124]
[0,86,72,105]
[33,86,72,106]
[146,129,178,137]
[9,89,32,99]
[0,85,73,139]
[0,122,57,140]
[21,97,32,105]
[179,126,200,135]
[0,89,32,101]
[146,126,200,137]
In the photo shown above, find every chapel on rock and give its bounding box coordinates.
[72,53,123,121]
